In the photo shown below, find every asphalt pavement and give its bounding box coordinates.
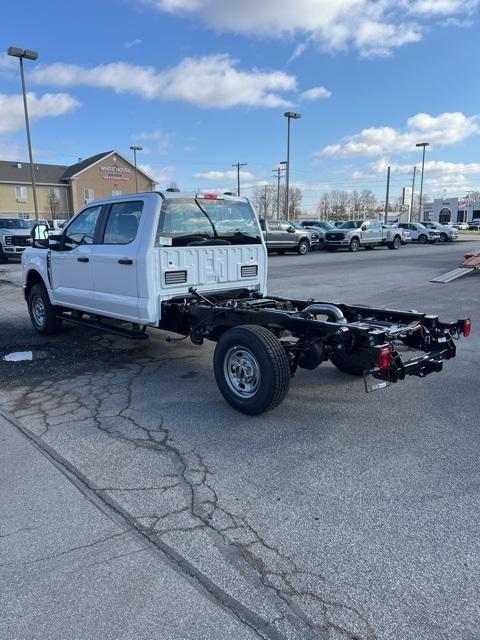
[1,240,479,640]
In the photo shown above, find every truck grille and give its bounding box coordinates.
[326,232,344,241]
[164,270,187,285]
[12,236,31,247]
[241,264,258,278]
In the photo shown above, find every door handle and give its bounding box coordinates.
[118,258,133,265]
[77,257,89,263]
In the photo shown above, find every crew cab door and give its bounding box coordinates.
[89,200,144,322]
[50,204,103,309]
[369,220,383,243]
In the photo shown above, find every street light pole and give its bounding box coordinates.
[283,112,301,220]
[416,142,429,222]
[130,145,143,193]
[232,162,247,196]
[384,165,391,225]
[8,47,39,221]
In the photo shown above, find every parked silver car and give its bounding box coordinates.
[397,222,439,244]
[422,221,458,242]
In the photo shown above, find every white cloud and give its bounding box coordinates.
[0,53,17,77]
[143,0,478,56]
[132,129,171,154]
[370,158,480,176]
[124,38,143,47]
[31,55,296,108]
[318,112,480,158]
[138,163,175,184]
[300,86,331,101]
[0,92,80,135]
[193,169,256,181]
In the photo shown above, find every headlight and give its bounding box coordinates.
[5,236,13,245]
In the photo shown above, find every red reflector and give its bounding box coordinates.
[463,318,471,337]
[378,345,392,370]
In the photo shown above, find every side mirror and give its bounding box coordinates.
[31,223,50,248]
[361,225,368,231]
[287,226,295,233]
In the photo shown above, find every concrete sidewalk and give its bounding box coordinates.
[0,413,258,640]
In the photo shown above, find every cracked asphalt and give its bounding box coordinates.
[1,241,479,640]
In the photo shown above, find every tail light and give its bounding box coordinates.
[199,193,218,199]
[378,344,393,370]
[462,318,471,337]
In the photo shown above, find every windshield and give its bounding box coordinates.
[340,221,362,229]
[0,218,31,230]
[157,198,262,246]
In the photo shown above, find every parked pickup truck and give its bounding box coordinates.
[324,219,405,252]
[259,218,316,254]
[22,191,470,415]
[0,217,32,262]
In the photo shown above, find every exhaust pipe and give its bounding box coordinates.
[301,303,347,324]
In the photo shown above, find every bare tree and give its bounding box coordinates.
[47,192,60,219]
[253,184,275,218]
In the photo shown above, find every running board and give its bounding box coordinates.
[58,313,149,340]
[431,268,474,283]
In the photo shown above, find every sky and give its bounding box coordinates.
[1,0,480,212]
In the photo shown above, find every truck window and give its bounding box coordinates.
[156,198,262,246]
[103,201,143,244]
[64,205,102,249]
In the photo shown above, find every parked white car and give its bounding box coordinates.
[397,222,439,244]
[422,221,458,242]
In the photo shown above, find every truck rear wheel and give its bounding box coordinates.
[330,350,365,376]
[388,236,401,250]
[213,325,290,415]
[28,284,63,335]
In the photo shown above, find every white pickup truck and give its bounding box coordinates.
[22,191,470,415]
[0,218,32,262]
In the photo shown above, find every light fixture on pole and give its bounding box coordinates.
[283,112,301,220]
[8,46,39,221]
[130,145,143,192]
[415,142,429,221]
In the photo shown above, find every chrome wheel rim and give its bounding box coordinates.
[224,346,261,398]
[32,295,46,327]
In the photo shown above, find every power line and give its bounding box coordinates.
[232,162,247,196]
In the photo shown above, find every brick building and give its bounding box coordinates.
[0,150,156,220]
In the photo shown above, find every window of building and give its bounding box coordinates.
[103,201,143,244]
[15,186,27,202]
[112,188,122,196]
[48,187,60,199]
[84,188,95,203]
[64,205,102,249]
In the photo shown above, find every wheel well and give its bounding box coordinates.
[25,270,45,301]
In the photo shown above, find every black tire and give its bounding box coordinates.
[330,351,365,376]
[418,234,428,244]
[297,240,309,255]
[326,246,338,252]
[213,325,291,415]
[388,236,401,250]
[276,249,287,255]
[28,283,62,335]
[0,246,8,264]
[440,233,448,242]
[349,238,360,252]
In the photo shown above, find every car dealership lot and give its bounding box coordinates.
[1,242,479,640]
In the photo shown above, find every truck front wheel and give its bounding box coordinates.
[349,238,360,252]
[297,240,309,255]
[213,325,290,415]
[0,247,8,264]
[28,284,63,335]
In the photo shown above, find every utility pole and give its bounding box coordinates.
[232,162,247,196]
[384,165,391,225]
[409,166,416,222]
[272,164,286,220]
[263,184,269,217]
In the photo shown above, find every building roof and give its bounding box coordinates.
[0,160,68,184]
[61,151,113,180]
[0,151,156,185]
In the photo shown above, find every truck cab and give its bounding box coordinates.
[22,191,267,325]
